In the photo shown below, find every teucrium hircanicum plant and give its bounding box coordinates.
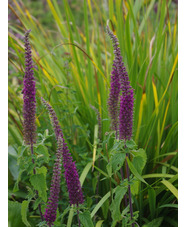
[23,29,36,147]
[22,29,44,221]
[17,23,146,227]
[106,20,137,227]
[41,97,84,226]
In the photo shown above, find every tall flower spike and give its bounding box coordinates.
[106,21,132,95]
[106,21,134,140]
[41,98,84,206]
[44,136,63,227]
[106,24,120,134]
[23,29,36,145]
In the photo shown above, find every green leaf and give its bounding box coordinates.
[8,201,25,227]
[143,174,174,179]
[126,157,147,184]
[21,200,31,227]
[158,204,178,209]
[79,162,92,186]
[111,139,125,152]
[138,0,156,35]
[130,177,140,195]
[36,166,47,178]
[110,153,126,173]
[8,146,19,180]
[17,145,27,158]
[148,188,156,219]
[13,169,24,192]
[36,144,49,163]
[30,173,47,202]
[110,186,127,226]
[101,199,109,219]
[95,220,104,227]
[91,188,116,218]
[126,139,137,149]
[106,162,112,177]
[79,211,94,227]
[142,217,163,227]
[161,180,178,199]
[131,148,147,174]
[33,197,43,210]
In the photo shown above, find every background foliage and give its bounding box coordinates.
[8,0,178,226]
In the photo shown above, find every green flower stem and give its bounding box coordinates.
[126,153,134,227]
[77,206,81,227]
[30,143,44,221]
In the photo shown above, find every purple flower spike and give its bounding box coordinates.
[108,62,120,133]
[106,22,132,95]
[23,29,36,145]
[106,21,134,140]
[44,136,63,227]
[41,97,63,140]
[106,25,120,133]
[119,90,134,141]
[41,98,84,207]
[62,143,84,205]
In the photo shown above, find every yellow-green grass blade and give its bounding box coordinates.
[161,180,178,199]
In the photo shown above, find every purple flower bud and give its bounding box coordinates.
[22,29,36,145]
[44,136,63,226]
[41,98,84,207]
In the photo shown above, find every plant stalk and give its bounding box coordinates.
[126,153,134,227]
[30,143,44,221]
[77,205,81,227]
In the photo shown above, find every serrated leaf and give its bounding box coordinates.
[21,200,31,227]
[36,145,49,163]
[111,153,126,172]
[110,139,125,153]
[131,148,147,174]
[79,211,94,227]
[30,173,47,202]
[126,140,137,149]
[110,186,127,226]
[36,166,47,178]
